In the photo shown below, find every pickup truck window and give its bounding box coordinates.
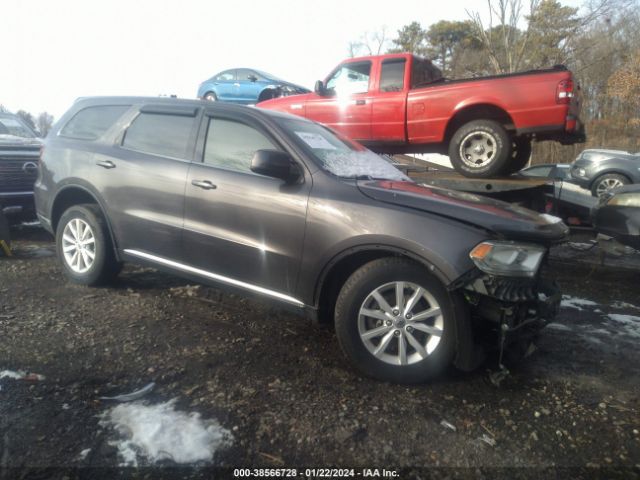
[277,117,408,181]
[204,118,278,174]
[411,57,443,88]
[59,105,129,141]
[326,61,371,96]
[380,59,406,92]
[122,113,194,160]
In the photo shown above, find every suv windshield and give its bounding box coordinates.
[0,115,36,139]
[276,117,410,181]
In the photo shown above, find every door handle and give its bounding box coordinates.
[96,160,116,169]
[233,82,240,87]
[355,99,366,105]
[191,179,217,190]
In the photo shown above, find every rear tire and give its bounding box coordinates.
[56,204,121,286]
[590,173,630,197]
[203,92,217,101]
[505,137,532,174]
[449,120,511,178]
[334,258,457,383]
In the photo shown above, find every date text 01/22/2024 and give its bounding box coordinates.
[233,468,400,478]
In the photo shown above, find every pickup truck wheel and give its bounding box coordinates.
[56,204,121,286]
[449,120,511,178]
[203,92,217,101]
[506,137,532,174]
[591,173,630,198]
[334,258,456,383]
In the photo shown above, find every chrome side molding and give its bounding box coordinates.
[123,249,305,307]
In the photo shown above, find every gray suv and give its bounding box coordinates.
[571,148,640,197]
[35,97,567,383]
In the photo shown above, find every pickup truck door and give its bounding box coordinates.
[182,111,310,298]
[371,57,408,142]
[305,60,373,142]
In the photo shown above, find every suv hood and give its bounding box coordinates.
[358,180,568,244]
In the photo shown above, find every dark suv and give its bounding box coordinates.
[0,112,42,221]
[35,97,567,383]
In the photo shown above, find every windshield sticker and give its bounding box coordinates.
[295,131,336,150]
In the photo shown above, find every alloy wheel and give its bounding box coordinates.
[596,177,625,197]
[61,218,96,273]
[459,131,497,168]
[358,281,444,366]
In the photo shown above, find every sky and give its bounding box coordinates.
[1,0,583,120]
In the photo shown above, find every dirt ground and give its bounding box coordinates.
[1,223,639,479]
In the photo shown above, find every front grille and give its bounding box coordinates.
[0,156,39,193]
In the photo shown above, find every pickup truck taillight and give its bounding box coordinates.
[556,79,574,104]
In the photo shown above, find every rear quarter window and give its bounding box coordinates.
[60,105,130,140]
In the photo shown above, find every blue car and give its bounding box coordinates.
[197,68,310,105]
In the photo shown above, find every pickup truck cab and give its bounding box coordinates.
[259,53,585,178]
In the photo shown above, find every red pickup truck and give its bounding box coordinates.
[258,53,585,178]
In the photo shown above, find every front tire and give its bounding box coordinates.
[203,92,217,101]
[591,173,630,197]
[449,120,511,178]
[334,258,457,383]
[56,204,121,286]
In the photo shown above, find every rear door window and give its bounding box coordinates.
[60,105,130,140]
[379,59,406,92]
[203,118,279,174]
[123,112,195,160]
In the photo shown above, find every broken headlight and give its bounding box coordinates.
[469,241,546,278]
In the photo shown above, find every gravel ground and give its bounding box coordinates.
[1,224,639,479]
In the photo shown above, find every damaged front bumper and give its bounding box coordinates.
[461,269,561,343]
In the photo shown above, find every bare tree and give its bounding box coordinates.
[467,0,541,73]
[36,112,55,137]
[348,26,389,57]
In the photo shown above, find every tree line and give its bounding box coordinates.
[349,0,640,164]
[0,104,54,137]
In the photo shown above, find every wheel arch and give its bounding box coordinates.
[51,185,120,260]
[444,103,515,144]
[313,245,452,325]
[258,86,280,103]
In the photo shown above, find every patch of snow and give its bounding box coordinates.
[606,314,640,339]
[560,296,599,311]
[0,370,45,380]
[546,322,574,332]
[611,301,640,311]
[100,399,232,466]
[78,448,91,461]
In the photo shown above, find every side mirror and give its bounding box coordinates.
[248,74,258,82]
[314,80,327,96]
[250,150,300,183]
